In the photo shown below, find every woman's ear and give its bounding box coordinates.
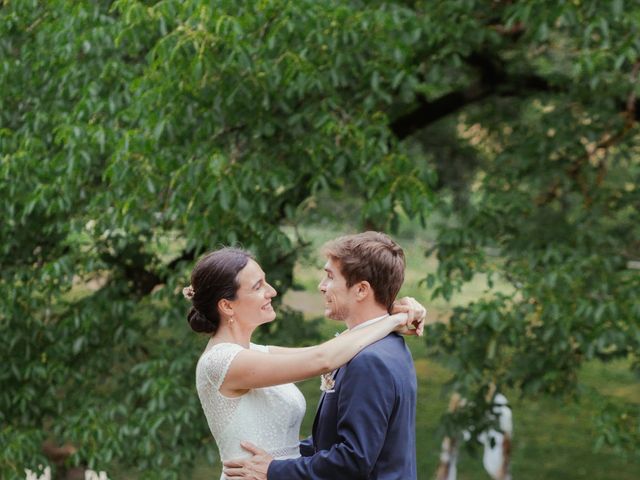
[354,281,372,302]
[218,298,234,317]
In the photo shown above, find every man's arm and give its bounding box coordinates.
[266,350,396,480]
[299,436,314,457]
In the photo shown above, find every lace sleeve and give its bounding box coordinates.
[198,343,245,391]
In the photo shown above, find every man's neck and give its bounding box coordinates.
[345,305,389,330]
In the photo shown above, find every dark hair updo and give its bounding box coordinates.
[186,247,253,334]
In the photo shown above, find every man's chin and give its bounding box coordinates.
[325,310,346,322]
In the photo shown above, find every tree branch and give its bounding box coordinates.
[390,52,556,139]
[390,51,640,141]
[390,85,491,140]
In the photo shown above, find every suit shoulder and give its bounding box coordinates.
[362,332,408,354]
[350,334,412,368]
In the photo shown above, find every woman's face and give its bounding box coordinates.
[229,259,277,325]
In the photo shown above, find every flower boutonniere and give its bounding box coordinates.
[320,331,342,392]
[320,371,336,393]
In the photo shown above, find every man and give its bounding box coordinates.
[224,231,420,479]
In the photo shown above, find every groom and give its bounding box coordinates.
[224,231,420,479]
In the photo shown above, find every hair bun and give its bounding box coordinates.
[187,306,216,334]
[185,248,252,335]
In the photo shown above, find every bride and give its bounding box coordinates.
[184,247,424,478]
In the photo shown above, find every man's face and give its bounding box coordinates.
[318,258,353,321]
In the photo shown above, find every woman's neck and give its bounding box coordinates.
[211,322,254,349]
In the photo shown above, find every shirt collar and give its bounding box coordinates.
[349,313,390,332]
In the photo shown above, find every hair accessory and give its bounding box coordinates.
[182,285,195,300]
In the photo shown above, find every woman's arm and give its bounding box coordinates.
[266,345,318,354]
[221,313,411,393]
[269,296,427,354]
[267,332,345,355]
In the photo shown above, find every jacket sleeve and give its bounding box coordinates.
[299,436,314,457]
[268,351,395,480]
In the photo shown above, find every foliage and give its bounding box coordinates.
[1,0,432,477]
[1,0,638,478]
[420,0,640,459]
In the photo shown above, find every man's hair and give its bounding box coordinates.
[322,231,405,311]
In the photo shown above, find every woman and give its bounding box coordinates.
[184,247,423,477]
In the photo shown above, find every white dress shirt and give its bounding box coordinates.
[349,313,390,331]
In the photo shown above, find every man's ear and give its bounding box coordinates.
[354,281,372,302]
[218,298,234,317]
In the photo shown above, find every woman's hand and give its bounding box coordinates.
[391,296,426,337]
[389,312,423,337]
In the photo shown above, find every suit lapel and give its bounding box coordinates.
[311,367,342,440]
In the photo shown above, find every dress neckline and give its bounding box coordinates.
[202,341,244,355]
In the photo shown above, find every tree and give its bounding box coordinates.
[413,1,640,458]
[1,0,638,478]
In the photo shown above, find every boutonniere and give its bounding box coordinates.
[320,371,336,393]
[320,331,342,392]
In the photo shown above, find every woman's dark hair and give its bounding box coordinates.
[186,247,253,334]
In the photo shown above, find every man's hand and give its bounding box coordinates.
[223,442,273,479]
[391,296,427,336]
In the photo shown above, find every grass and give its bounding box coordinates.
[189,225,639,479]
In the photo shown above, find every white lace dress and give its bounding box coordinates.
[196,342,306,479]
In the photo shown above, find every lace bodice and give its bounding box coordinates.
[196,342,306,477]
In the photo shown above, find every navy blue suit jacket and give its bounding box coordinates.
[268,333,417,479]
